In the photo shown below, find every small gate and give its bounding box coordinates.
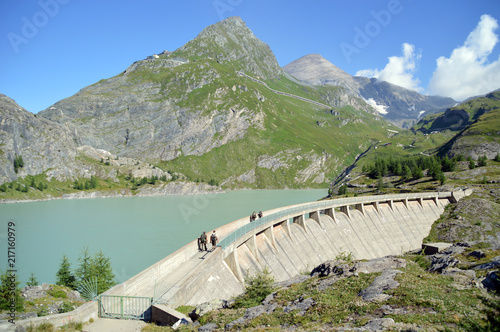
[98,295,153,321]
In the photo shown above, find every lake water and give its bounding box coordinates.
[0,189,325,286]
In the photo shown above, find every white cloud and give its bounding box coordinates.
[355,43,423,92]
[428,14,500,101]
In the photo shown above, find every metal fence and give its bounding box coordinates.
[99,295,153,321]
[217,192,451,250]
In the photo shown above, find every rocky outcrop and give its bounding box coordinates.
[0,94,79,184]
[177,16,283,80]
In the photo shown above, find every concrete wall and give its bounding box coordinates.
[8,190,471,329]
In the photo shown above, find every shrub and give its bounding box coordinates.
[47,288,67,299]
[478,155,488,167]
[233,268,275,308]
[58,301,74,313]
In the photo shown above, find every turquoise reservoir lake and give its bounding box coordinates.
[0,189,325,286]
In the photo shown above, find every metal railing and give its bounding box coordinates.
[99,295,153,321]
[218,192,451,250]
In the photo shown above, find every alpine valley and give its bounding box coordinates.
[0,16,493,200]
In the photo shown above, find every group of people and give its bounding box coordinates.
[249,210,263,222]
[198,230,218,252]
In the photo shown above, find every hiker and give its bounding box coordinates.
[199,231,207,251]
[251,211,257,221]
[210,230,218,251]
[258,210,263,218]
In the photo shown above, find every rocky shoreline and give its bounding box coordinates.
[0,181,224,204]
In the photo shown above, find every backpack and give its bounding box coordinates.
[211,233,217,242]
[200,234,207,243]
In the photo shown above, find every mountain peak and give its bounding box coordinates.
[284,54,360,94]
[174,17,282,79]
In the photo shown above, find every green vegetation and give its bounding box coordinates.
[0,270,24,312]
[74,247,116,296]
[13,155,24,173]
[233,268,276,309]
[27,273,39,287]
[56,255,77,290]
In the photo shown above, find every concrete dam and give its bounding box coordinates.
[7,190,471,329]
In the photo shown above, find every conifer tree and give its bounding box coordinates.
[0,270,24,311]
[27,273,39,287]
[56,255,77,290]
[402,165,412,181]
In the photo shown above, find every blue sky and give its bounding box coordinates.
[1,0,499,113]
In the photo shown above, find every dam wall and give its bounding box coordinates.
[182,191,464,306]
[6,190,471,330]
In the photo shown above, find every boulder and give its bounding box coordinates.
[225,303,277,330]
[429,255,459,273]
[468,250,486,259]
[197,322,218,331]
[481,271,500,292]
[189,299,224,321]
[283,296,315,315]
[358,270,402,302]
[473,256,500,270]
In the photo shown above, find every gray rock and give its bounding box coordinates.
[225,304,277,330]
[310,260,358,277]
[358,270,402,302]
[363,318,395,330]
[481,271,500,292]
[15,325,27,332]
[429,255,459,273]
[261,292,277,306]
[473,256,500,270]
[283,297,315,315]
[198,322,217,331]
[189,299,223,321]
[275,275,310,288]
[468,250,486,259]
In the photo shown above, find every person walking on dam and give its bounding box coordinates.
[200,231,207,251]
[210,230,218,251]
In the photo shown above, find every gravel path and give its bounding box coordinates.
[82,318,147,332]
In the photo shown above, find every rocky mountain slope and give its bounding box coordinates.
[32,17,399,189]
[416,90,500,160]
[0,94,79,184]
[284,54,456,127]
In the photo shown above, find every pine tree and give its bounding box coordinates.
[56,255,77,290]
[478,155,487,167]
[338,183,348,195]
[494,153,500,162]
[469,159,476,169]
[75,248,116,295]
[92,251,116,294]
[27,273,39,287]
[75,248,93,284]
[438,173,446,185]
[413,166,423,180]
[402,165,412,181]
[0,270,24,311]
